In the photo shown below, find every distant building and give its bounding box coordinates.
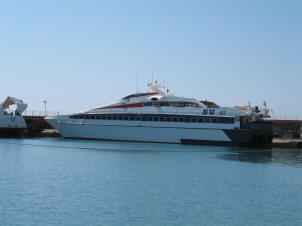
[268,120,302,139]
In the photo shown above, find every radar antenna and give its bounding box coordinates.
[136,58,139,94]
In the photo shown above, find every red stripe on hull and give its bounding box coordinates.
[99,102,145,109]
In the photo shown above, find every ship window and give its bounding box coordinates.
[113,116,117,120]
[204,118,210,123]
[96,115,100,119]
[118,116,123,120]
[154,116,158,121]
[221,117,234,124]
[124,116,128,120]
[148,116,153,121]
[184,103,199,107]
[90,115,95,119]
[166,118,171,122]
[199,118,203,123]
[79,115,83,119]
[84,115,89,119]
[178,117,184,122]
[136,116,141,121]
[175,103,185,107]
[122,92,159,100]
[212,118,217,123]
[172,117,177,122]
[130,116,135,120]
[153,102,160,107]
[101,115,106,120]
[192,118,197,122]
[160,117,164,121]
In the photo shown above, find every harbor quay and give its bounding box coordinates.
[23,116,60,137]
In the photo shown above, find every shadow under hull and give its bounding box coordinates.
[0,128,27,137]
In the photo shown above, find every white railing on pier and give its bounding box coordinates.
[271,115,302,121]
[23,111,72,117]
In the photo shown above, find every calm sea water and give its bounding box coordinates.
[0,138,302,226]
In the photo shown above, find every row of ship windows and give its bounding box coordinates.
[70,114,234,124]
[150,102,200,107]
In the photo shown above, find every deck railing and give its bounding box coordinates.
[23,111,72,117]
[271,115,302,121]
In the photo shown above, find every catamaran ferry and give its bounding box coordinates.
[46,82,273,146]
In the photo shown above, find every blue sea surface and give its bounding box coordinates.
[0,138,302,226]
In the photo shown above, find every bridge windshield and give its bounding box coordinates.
[122,92,158,100]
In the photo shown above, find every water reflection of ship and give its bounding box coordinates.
[217,148,302,167]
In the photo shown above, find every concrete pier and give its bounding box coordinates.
[24,116,52,133]
[39,129,61,137]
[273,138,302,149]
[23,116,60,137]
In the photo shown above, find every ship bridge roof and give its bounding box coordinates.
[122,92,159,100]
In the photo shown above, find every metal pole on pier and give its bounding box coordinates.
[42,100,48,116]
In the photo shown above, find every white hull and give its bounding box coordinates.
[0,114,27,129]
[47,117,234,144]
[0,114,27,136]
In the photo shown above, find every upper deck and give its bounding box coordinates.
[79,82,271,121]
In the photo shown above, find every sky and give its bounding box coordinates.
[0,0,301,118]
